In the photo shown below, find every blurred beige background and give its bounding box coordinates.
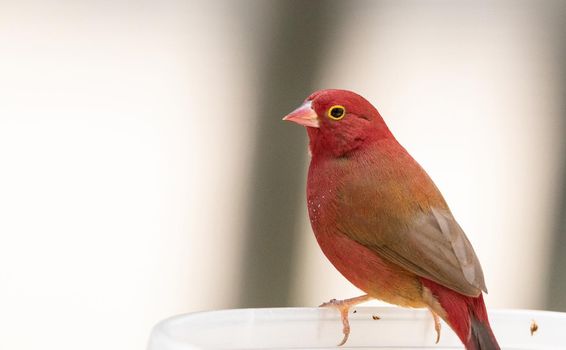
[0,1,565,349]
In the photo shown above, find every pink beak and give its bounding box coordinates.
[282,100,319,128]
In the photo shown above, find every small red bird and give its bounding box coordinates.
[283,89,500,350]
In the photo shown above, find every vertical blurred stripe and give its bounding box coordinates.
[237,0,345,307]
[546,0,566,312]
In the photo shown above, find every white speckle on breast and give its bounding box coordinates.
[307,190,333,226]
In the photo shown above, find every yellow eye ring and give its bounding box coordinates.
[327,105,346,120]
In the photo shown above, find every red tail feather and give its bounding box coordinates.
[422,279,500,350]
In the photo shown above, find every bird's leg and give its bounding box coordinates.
[319,294,373,346]
[429,309,441,343]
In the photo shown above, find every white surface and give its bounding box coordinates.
[148,307,566,350]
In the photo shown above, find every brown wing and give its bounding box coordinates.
[335,161,487,297]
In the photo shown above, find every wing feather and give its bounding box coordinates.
[335,161,487,297]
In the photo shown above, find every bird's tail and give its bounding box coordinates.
[422,279,500,350]
[467,310,500,350]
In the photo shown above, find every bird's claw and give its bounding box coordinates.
[319,298,338,307]
[319,294,373,346]
[431,311,441,343]
[320,299,351,346]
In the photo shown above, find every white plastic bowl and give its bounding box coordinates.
[148,306,566,349]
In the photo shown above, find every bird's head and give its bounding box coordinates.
[283,89,392,157]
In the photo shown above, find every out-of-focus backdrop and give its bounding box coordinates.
[1,1,565,349]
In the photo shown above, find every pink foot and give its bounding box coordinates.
[319,294,373,346]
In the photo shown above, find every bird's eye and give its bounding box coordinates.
[327,105,346,120]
